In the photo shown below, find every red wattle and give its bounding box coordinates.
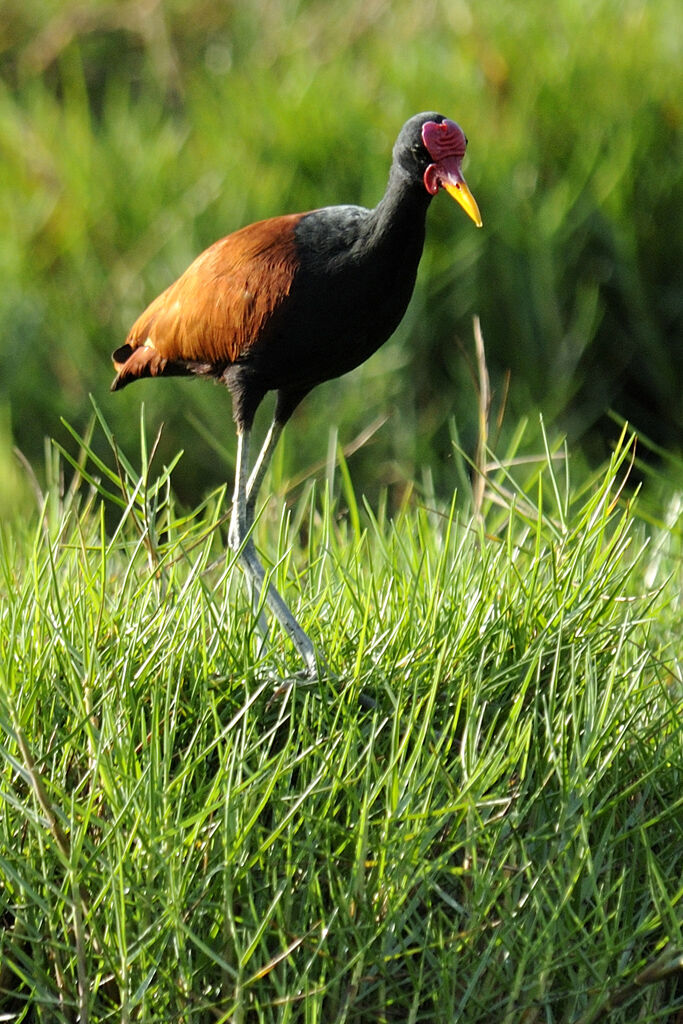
[423,164,440,195]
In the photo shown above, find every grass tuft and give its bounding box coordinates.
[0,409,681,1021]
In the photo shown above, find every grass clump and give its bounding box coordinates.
[0,411,681,1022]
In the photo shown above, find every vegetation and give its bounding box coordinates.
[0,0,681,510]
[0,408,681,1020]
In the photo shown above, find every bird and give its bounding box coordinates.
[111,111,482,680]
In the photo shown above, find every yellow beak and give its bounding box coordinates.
[443,177,483,228]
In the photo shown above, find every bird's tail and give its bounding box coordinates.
[110,342,203,391]
[110,343,163,391]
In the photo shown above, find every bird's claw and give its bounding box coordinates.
[263,663,376,711]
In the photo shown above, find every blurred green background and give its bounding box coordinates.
[1,0,681,513]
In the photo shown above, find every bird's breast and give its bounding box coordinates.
[247,226,423,391]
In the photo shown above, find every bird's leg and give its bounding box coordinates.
[230,427,319,678]
[245,419,283,529]
[242,420,281,647]
[229,428,269,640]
[245,387,311,523]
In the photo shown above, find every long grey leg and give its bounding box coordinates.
[245,419,283,528]
[229,428,269,639]
[230,427,319,677]
[245,385,310,526]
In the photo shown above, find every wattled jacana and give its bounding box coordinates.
[111,112,482,678]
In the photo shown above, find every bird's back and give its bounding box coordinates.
[111,213,303,390]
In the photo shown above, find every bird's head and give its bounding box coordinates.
[395,112,482,227]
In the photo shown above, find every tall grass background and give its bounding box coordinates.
[1,0,681,511]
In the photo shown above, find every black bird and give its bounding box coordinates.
[112,112,482,676]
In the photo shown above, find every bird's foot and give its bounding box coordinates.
[264,661,377,710]
[264,668,318,707]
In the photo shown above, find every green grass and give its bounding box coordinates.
[0,409,681,1021]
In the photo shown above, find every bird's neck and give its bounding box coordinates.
[370,166,432,247]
